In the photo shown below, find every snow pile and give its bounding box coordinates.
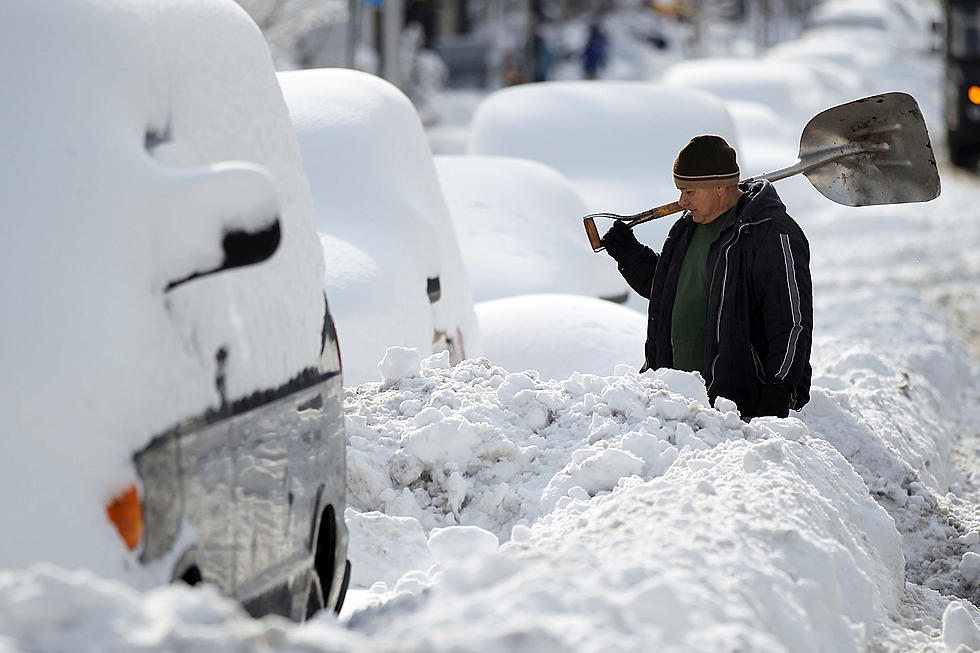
[333,280,980,650]
[0,0,326,580]
[278,68,480,385]
[4,289,980,652]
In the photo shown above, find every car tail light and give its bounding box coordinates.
[106,483,143,551]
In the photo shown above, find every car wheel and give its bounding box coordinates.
[334,559,351,614]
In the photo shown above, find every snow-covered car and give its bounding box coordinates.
[277,68,480,386]
[433,155,627,303]
[805,0,938,53]
[763,38,871,102]
[658,58,836,140]
[0,0,348,621]
[468,81,736,311]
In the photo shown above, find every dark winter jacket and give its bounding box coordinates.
[611,180,812,419]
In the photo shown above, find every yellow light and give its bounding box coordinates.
[106,484,143,551]
[969,86,980,105]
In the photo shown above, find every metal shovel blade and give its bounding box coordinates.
[788,92,941,206]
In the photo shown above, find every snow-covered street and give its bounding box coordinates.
[5,0,980,651]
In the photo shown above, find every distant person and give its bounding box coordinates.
[581,22,608,79]
[600,135,813,420]
[502,52,526,86]
[528,20,553,82]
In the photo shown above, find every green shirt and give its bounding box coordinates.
[670,213,728,372]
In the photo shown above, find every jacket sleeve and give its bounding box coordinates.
[753,222,813,411]
[610,236,660,299]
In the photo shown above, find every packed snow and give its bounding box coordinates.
[6,0,980,652]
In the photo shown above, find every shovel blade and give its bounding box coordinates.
[800,92,940,207]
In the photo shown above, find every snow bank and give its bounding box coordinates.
[278,68,480,385]
[4,291,978,650]
[0,0,325,580]
[333,284,978,651]
[0,563,365,652]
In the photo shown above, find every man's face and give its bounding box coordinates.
[677,186,730,224]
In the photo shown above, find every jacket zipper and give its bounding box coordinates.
[749,345,766,382]
[706,217,772,395]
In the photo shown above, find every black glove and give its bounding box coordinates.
[755,385,791,418]
[602,220,640,260]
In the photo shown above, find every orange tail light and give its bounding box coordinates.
[106,484,143,551]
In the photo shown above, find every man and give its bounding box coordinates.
[602,135,812,420]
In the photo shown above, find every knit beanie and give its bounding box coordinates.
[672,135,739,189]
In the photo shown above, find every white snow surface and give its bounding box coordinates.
[474,294,647,379]
[5,1,980,652]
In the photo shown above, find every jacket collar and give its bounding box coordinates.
[735,179,786,225]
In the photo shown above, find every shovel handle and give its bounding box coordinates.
[583,215,603,251]
[583,200,683,252]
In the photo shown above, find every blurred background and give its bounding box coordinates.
[234,0,855,122]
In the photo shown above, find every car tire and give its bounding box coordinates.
[334,559,351,614]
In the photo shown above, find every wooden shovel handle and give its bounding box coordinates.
[583,200,683,252]
[584,215,603,251]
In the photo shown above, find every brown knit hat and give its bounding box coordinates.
[673,135,739,189]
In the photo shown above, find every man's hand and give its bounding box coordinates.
[602,220,640,260]
[756,385,791,418]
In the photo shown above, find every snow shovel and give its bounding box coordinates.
[583,91,941,252]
